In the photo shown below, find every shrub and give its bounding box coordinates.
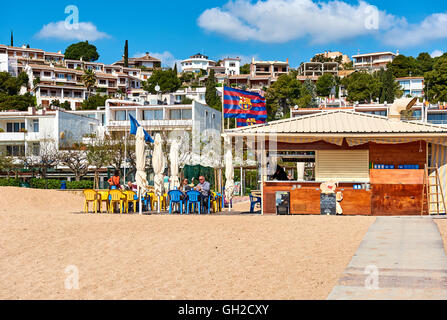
[30,178,61,189]
[66,180,93,190]
[0,178,21,187]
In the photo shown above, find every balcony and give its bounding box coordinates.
[0,132,25,142]
[108,119,193,129]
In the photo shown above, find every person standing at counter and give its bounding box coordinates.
[271,165,288,181]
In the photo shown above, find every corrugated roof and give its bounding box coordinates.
[227,110,447,135]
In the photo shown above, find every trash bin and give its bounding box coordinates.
[61,181,67,190]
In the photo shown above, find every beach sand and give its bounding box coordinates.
[0,187,374,300]
[435,219,447,254]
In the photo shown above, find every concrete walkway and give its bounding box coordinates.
[327,217,447,300]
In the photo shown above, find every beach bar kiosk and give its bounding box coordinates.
[225,100,447,216]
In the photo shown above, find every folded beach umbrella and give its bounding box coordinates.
[152,133,165,212]
[135,127,149,214]
[224,136,235,211]
[170,140,180,190]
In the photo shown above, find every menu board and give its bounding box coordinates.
[320,193,336,215]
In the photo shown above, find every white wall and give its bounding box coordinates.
[0,53,8,72]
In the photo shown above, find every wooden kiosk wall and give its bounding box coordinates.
[262,140,426,216]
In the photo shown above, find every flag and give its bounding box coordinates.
[223,86,267,120]
[129,114,154,143]
[237,118,266,127]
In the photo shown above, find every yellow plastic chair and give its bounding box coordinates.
[124,190,137,213]
[108,190,126,214]
[211,191,222,213]
[83,189,99,213]
[97,190,110,213]
[151,193,167,211]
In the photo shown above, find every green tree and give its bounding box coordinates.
[87,136,112,189]
[425,55,447,103]
[82,68,97,97]
[342,71,380,103]
[316,73,335,97]
[298,79,317,108]
[143,69,181,94]
[173,63,178,74]
[240,63,250,74]
[265,71,302,120]
[10,30,13,46]
[374,69,401,103]
[64,41,100,62]
[205,69,221,111]
[123,40,129,67]
[82,94,108,110]
[388,54,421,78]
[417,53,434,74]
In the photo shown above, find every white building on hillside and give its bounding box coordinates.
[352,51,399,71]
[396,77,424,98]
[222,57,241,75]
[181,53,216,74]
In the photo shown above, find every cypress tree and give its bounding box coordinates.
[10,30,13,46]
[205,69,221,111]
[173,63,178,74]
[124,40,129,67]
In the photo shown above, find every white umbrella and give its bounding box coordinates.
[170,140,180,190]
[224,136,235,212]
[135,127,148,215]
[152,133,164,213]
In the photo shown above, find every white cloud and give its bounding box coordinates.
[133,51,181,68]
[198,0,398,44]
[36,21,110,41]
[198,0,447,47]
[383,13,447,47]
[431,50,444,58]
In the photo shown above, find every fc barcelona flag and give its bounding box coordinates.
[223,86,267,120]
[237,118,266,127]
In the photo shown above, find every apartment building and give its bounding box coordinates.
[113,52,161,70]
[0,108,99,158]
[181,53,216,74]
[297,61,339,77]
[352,51,399,71]
[396,77,424,98]
[250,58,289,79]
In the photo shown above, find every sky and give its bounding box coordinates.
[2,0,447,68]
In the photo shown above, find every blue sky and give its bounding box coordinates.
[2,0,447,68]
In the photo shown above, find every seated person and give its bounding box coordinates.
[195,175,211,213]
[126,181,138,192]
[180,178,192,193]
[108,170,122,190]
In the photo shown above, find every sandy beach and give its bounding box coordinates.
[435,219,447,254]
[0,187,374,300]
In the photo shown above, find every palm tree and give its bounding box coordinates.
[82,68,97,98]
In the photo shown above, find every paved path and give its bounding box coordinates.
[327,217,447,300]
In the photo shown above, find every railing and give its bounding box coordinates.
[108,120,193,128]
[0,132,25,141]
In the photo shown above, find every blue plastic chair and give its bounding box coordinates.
[249,194,262,213]
[186,190,201,214]
[168,190,185,214]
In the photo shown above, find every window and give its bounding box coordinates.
[170,109,192,120]
[6,146,25,156]
[32,143,40,156]
[6,122,25,132]
[143,109,163,120]
[58,73,64,79]
[33,120,39,133]
[115,110,126,121]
